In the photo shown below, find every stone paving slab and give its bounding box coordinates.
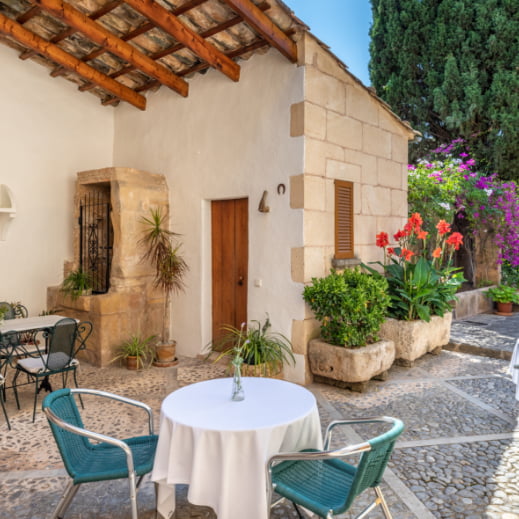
[449,312,519,358]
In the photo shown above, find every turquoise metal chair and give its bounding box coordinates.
[43,388,158,519]
[267,416,404,519]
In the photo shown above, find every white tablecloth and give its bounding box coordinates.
[152,377,323,519]
[509,338,519,401]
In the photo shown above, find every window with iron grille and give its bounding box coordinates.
[79,190,113,294]
[334,180,354,259]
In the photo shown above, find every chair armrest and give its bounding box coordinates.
[70,388,155,434]
[324,416,400,450]
[44,406,137,475]
[267,442,370,469]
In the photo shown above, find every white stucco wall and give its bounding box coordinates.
[113,49,305,378]
[0,45,114,315]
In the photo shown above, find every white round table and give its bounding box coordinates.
[152,377,323,519]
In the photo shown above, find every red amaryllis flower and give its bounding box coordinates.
[432,247,442,258]
[417,230,428,240]
[376,231,389,248]
[446,232,464,250]
[436,220,451,235]
[387,247,395,255]
[400,248,414,261]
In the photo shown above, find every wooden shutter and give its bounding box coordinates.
[335,180,354,259]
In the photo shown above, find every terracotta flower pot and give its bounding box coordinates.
[153,341,178,367]
[126,356,138,370]
[496,301,513,316]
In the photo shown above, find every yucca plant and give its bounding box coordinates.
[139,208,188,345]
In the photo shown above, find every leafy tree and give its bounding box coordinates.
[369,0,519,180]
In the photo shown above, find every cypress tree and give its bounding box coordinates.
[369,0,519,179]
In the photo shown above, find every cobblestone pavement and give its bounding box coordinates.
[1,316,519,519]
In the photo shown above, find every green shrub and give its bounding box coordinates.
[485,284,519,304]
[302,269,390,348]
[501,261,519,288]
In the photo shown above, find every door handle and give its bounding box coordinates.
[237,276,244,286]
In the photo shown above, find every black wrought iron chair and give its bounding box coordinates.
[0,373,10,430]
[0,301,15,320]
[12,318,93,421]
[0,301,38,360]
[267,416,404,519]
[43,388,158,519]
[0,330,19,429]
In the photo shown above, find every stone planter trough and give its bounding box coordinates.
[308,338,395,392]
[379,312,452,367]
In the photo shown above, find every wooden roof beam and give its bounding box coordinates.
[22,0,124,61]
[81,2,271,93]
[0,13,146,110]
[32,0,188,97]
[62,0,208,72]
[134,37,271,95]
[124,0,240,82]
[221,0,297,62]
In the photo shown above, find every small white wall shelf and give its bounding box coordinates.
[0,184,16,241]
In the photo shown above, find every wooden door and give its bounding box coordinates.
[211,198,248,343]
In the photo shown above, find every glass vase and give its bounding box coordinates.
[231,356,245,401]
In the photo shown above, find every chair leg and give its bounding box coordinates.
[32,377,40,422]
[12,370,21,410]
[51,480,81,519]
[72,369,84,409]
[374,486,393,519]
[128,471,139,519]
[292,503,307,519]
[0,386,10,430]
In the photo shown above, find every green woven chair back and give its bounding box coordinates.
[343,420,404,509]
[42,388,91,478]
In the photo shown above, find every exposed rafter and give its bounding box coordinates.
[0,12,146,109]
[221,0,297,62]
[0,0,302,109]
[124,0,240,82]
[32,0,189,97]
[21,0,123,61]
[81,3,272,93]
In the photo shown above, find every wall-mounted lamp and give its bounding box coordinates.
[258,190,270,213]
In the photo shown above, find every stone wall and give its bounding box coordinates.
[290,34,416,381]
[47,167,168,367]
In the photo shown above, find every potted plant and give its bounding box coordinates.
[140,207,188,367]
[302,268,394,391]
[210,316,295,377]
[485,284,519,315]
[111,333,156,370]
[364,213,465,366]
[61,268,93,300]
